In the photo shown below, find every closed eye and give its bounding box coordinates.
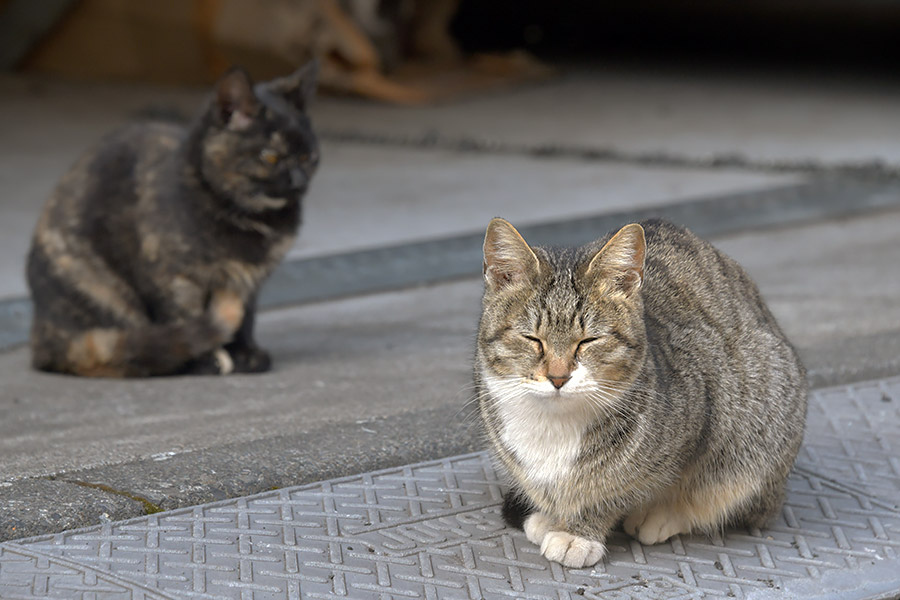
[576,337,600,356]
[522,335,544,355]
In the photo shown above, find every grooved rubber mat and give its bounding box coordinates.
[2,377,899,600]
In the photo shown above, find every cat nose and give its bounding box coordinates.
[548,374,571,389]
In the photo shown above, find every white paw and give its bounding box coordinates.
[629,506,688,545]
[213,348,234,375]
[540,530,606,568]
[523,512,554,546]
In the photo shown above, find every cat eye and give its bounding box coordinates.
[523,335,544,354]
[576,337,600,356]
[259,148,280,165]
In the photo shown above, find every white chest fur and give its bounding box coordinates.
[485,372,594,487]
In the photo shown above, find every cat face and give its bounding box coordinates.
[196,63,320,213]
[478,219,648,408]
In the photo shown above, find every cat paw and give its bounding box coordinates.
[623,507,648,537]
[184,349,232,376]
[626,506,689,545]
[213,348,234,374]
[228,344,271,373]
[540,531,606,568]
[523,512,554,546]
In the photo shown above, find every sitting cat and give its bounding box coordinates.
[475,218,807,568]
[27,63,319,377]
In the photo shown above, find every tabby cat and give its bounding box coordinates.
[27,63,319,377]
[475,218,807,568]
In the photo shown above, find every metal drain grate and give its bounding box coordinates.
[2,377,899,600]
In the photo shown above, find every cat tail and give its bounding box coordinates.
[31,291,245,378]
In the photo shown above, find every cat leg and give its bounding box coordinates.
[182,288,269,375]
[145,278,246,376]
[504,491,598,564]
[523,512,555,546]
[178,289,247,376]
[224,294,271,373]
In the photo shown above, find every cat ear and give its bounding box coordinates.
[214,67,259,131]
[264,59,319,111]
[586,223,646,296]
[483,218,540,291]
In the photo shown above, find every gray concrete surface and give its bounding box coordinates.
[2,64,900,562]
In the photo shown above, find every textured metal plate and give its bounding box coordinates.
[2,377,899,600]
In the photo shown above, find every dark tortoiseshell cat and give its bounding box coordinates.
[27,63,319,377]
[475,218,807,568]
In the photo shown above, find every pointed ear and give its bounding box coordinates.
[483,218,540,292]
[264,59,319,111]
[586,223,646,296]
[214,67,259,131]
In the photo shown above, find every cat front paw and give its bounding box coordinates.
[213,348,235,374]
[623,506,648,537]
[540,530,606,568]
[184,348,233,376]
[227,344,272,373]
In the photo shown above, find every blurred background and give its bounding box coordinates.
[0,0,900,90]
[3,0,900,94]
